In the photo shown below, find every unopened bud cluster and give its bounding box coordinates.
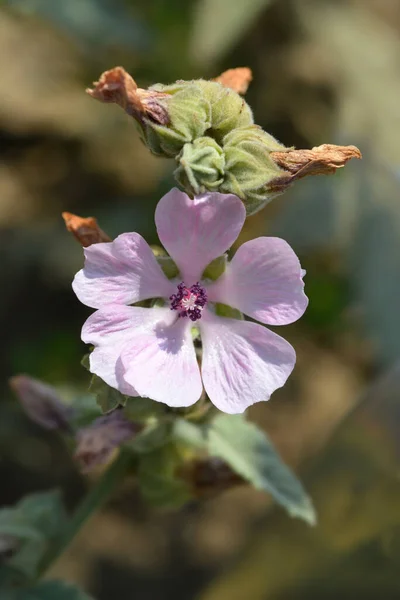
[87,67,361,216]
[88,69,288,215]
[140,80,289,215]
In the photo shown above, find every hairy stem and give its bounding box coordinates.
[38,449,131,578]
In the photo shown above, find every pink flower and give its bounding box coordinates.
[73,189,307,414]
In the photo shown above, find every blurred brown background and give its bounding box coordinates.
[1,0,400,598]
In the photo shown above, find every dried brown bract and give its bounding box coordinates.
[214,67,253,95]
[62,212,111,247]
[86,66,170,125]
[269,144,362,193]
[180,457,245,498]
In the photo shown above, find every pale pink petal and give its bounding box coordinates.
[200,312,296,413]
[120,315,202,408]
[207,237,308,325]
[89,346,137,396]
[155,188,245,284]
[82,305,169,395]
[73,232,175,309]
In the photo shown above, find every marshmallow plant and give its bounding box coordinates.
[6,67,361,598]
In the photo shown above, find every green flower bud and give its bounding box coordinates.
[87,69,211,159]
[173,126,289,216]
[220,126,288,215]
[174,137,225,194]
[88,69,361,214]
[143,82,212,157]
[197,80,254,143]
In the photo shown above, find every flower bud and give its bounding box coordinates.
[174,136,225,194]
[87,69,212,158]
[9,375,73,431]
[197,80,254,143]
[173,126,289,216]
[87,67,361,215]
[75,410,138,472]
[142,82,212,157]
[220,126,287,215]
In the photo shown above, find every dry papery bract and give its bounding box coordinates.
[62,212,111,247]
[269,144,362,193]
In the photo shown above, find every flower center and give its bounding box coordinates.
[169,282,207,321]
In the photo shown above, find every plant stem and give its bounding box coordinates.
[37,449,131,578]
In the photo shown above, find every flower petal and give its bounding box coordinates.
[155,188,246,283]
[120,314,202,408]
[73,232,175,309]
[82,305,168,395]
[200,312,296,413]
[207,237,308,325]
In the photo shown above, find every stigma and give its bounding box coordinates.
[170,282,207,321]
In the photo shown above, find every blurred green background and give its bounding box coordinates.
[1,0,400,598]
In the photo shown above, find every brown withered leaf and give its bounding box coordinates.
[62,212,111,247]
[269,143,362,193]
[86,67,170,125]
[214,67,253,95]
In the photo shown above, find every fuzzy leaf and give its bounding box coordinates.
[172,418,207,450]
[137,444,191,508]
[207,415,316,525]
[0,491,67,580]
[124,396,165,422]
[128,419,171,454]
[89,375,126,414]
[0,492,66,543]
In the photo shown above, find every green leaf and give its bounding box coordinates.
[69,394,102,429]
[207,415,316,525]
[9,579,94,600]
[89,375,126,414]
[0,491,68,580]
[17,491,67,538]
[124,396,165,422]
[128,419,171,454]
[137,444,191,508]
[0,491,66,543]
[173,418,207,450]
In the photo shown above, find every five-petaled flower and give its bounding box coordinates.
[73,189,308,414]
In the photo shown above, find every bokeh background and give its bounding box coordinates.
[1,0,400,598]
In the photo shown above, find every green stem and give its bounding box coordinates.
[37,449,131,578]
